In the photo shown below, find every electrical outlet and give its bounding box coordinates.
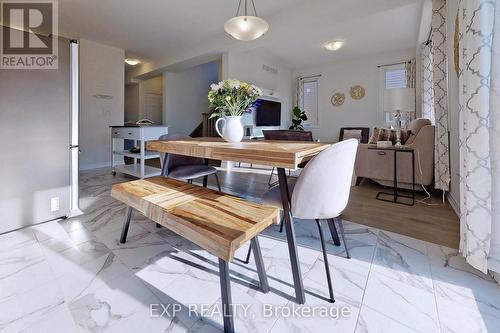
[51,197,60,212]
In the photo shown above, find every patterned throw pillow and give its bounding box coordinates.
[378,128,396,143]
[368,127,381,144]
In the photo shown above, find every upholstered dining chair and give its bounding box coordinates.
[256,139,359,302]
[158,134,221,191]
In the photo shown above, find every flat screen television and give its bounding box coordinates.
[255,99,281,126]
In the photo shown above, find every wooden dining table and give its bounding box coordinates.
[147,137,331,304]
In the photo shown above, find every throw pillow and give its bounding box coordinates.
[378,128,396,143]
[342,129,362,142]
[368,127,381,144]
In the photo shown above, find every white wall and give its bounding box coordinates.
[225,49,294,136]
[446,0,460,213]
[124,83,139,122]
[293,48,416,142]
[80,39,125,170]
[163,61,219,135]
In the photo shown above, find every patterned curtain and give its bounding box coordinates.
[405,59,416,88]
[458,0,500,275]
[295,78,303,109]
[432,0,451,192]
[421,43,435,124]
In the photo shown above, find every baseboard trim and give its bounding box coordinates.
[447,192,460,216]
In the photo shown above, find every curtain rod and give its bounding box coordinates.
[299,74,322,80]
[377,60,412,68]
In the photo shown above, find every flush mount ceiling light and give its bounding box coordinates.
[323,40,345,51]
[125,59,140,66]
[224,0,269,41]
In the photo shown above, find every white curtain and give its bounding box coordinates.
[458,0,500,275]
[421,43,436,123]
[432,0,451,192]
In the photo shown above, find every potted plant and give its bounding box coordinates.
[289,106,308,131]
[208,79,262,142]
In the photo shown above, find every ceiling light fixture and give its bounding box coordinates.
[224,0,269,41]
[125,59,140,66]
[323,40,345,51]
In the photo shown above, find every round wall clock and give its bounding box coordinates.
[350,85,365,100]
[331,92,345,107]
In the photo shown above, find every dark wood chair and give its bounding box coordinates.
[339,127,370,143]
[262,130,314,187]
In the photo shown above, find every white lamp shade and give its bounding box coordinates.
[224,16,269,41]
[384,88,415,111]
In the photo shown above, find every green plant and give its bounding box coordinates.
[208,79,262,119]
[289,106,308,130]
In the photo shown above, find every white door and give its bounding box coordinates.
[144,93,162,124]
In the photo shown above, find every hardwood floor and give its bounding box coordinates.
[207,164,460,249]
[343,179,460,249]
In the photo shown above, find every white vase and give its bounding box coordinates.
[215,116,244,143]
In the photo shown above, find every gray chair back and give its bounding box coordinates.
[291,139,358,219]
[158,134,204,170]
[262,130,313,142]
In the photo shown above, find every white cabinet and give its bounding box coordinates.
[110,125,168,178]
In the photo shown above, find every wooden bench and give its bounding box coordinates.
[111,176,280,333]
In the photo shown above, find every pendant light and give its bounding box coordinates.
[224,0,269,41]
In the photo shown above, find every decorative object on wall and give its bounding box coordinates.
[289,106,308,130]
[331,92,345,107]
[432,0,450,192]
[349,85,365,100]
[224,0,269,41]
[458,0,499,278]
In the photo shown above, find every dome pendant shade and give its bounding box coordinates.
[224,16,269,41]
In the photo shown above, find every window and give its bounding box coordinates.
[300,79,319,127]
[379,65,407,124]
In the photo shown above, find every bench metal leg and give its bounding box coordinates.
[203,175,208,187]
[316,219,335,303]
[335,217,350,259]
[120,207,133,244]
[327,218,341,246]
[214,173,222,192]
[277,167,305,304]
[218,259,234,333]
[251,237,269,293]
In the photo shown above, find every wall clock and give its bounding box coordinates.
[350,85,365,100]
[331,92,345,107]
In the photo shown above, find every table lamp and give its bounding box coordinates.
[384,88,415,146]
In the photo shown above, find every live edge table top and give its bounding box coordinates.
[147,137,331,169]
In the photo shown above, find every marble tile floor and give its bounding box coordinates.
[1,168,499,332]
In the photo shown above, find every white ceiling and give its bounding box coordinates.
[59,0,423,71]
